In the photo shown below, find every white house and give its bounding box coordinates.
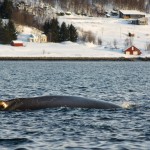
[28,34,47,43]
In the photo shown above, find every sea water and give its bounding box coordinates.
[0,61,149,150]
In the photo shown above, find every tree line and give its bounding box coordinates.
[113,0,145,11]
[43,18,78,42]
[0,0,17,44]
[0,0,13,19]
[43,0,147,15]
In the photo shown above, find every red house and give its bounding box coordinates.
[124,46,142,55]
[11,40,24,47]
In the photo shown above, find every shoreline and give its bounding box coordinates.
[0,57,150,61]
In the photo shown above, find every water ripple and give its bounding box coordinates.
[0,61,150,150]
[0,138,33,150]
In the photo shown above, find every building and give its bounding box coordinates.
[130,17,148,25]
[111,10,118,16]
[28,34,47,43]
[124,46,142,55]
[119,10,145,19]
[138,17,148,25]
[29,34,39,43]
[11,40,24,47]
[40,34,47,43]
[106,13,111,18]
[65,11,71,15]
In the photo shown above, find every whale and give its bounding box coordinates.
[0,96,121,111]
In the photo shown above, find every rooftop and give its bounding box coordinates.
[12,40,23,44]
[119,10,145,15]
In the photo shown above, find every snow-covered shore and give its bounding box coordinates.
[1,15,150,59]
[0,41,150,60]
[0,41,124,57]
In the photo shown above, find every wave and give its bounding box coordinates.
[0,138,33,146]
[121,101,137,109]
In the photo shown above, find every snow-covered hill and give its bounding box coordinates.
[11,0,150,25]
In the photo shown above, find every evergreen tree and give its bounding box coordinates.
[0,19,17,44]
[3,25,11,44]
[43,19,78,43]
[43,21,52,41]
[50,18,60,42]
[59,22,69,42]
[43,18,60,42]
[0,18,4,43]
[7,20,17,40]
[68,24,78,42]
[0,0,13,19]
[0,18,7,44]
[0,18,2,27]
[43,21,51,34]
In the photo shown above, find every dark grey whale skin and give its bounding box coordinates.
[1,96,121,111]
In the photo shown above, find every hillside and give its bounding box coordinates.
[10,0,150,26]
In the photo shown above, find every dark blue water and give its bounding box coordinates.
[0,61,149,150]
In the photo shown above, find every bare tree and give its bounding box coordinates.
[86,31,96,43]
[113,39,118,49]
[124,38,130,47]
[80,30,96,43]
[125,35,134,46]
[97,37,103,45]
[145,42,150,53]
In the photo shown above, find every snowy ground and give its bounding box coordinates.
[58,15,150,50]
[0,41,126,58]
[0,15,150,58]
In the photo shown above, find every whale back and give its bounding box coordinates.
[0,96,120,111]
